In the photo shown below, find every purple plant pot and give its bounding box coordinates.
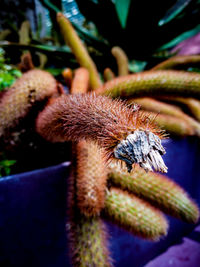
[0,137,199,267]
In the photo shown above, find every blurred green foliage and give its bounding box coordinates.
[0,158,16,177]
[115,0,131,29]
[0,48,22,91]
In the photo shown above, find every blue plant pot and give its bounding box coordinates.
[0,137,199,267]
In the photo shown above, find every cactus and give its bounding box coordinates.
[131,98,200,136]
[57,13,102,90]
[111,46,129,76]
[103,68,115,82]
[71,68,89,94]
[75,140,107,216]
[70,68,107,217]
[67,163,112,267]
[36,93,167,173]
[69,211,113,267]
[141,111,194,136]
[62,68,73,88]
[104,187,168,240]
[0,69,58,137]
[96,70,200,98]
[151,55,200,70]
[108,165,199,223]
[158,96,200,122]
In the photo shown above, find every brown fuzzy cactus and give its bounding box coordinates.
[36,93,167,173]
[0,69,58,137]
[96,70,200,98]
[108,165,199,224]
[70,67,107,217]
[104,187,168,240]
[75,140,107,216]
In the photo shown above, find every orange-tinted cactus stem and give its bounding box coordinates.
[71,67,89,94]
[36,93,167,173]
[75,140,107,216]
[62,68,73,89]
[71,67,107,217]
[0,69,58,137]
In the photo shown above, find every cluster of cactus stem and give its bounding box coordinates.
[0,12,200,267]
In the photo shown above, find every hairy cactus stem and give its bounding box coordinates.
[96,70,200,98]
[103,68,115,82]
[71,67,89,94]
[111,46,129,76]
[71,67,107,216]
[0,69,59,138]
[57,12,102,90]
[67,164,113,267]
[157,96,200,122]
[151,55,200,70]
[36,93,167,173]
[140,111,195,137]
[104,187,168,240]
[108,164,200,224]
[131,98,200,136]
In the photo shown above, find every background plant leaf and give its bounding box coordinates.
[158,0,192,26]
[115,0,131,29]
[157,24,200,51]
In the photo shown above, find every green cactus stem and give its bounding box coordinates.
[111,46,129,76]
[131,98,200,137]
[140,111,194,137]
[104,187,168,240]
[151,55,200,70]
[108,165,200,223]
[57,12,102,90]
[96,70,200,98]
[158,96,200,122]
[67,159,113,267]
